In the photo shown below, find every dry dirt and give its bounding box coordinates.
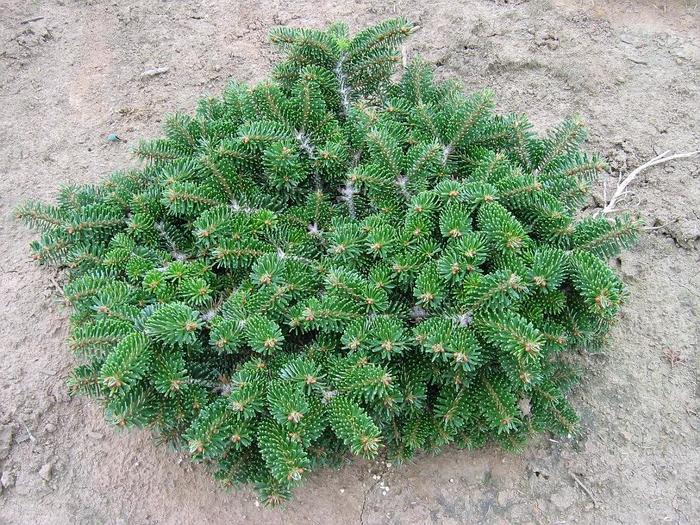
[1,0,699,524]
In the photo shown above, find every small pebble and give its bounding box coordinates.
[44,423,56,433]
[141,66,169,78]
[39,463,53,481]
[87,431,104,440]
[449,478,455,483]
[550,486,576,510]
[339,488,345,493]
[1,471,15,488]
[497,490,512,506]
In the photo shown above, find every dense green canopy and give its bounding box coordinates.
[17,19,637,505]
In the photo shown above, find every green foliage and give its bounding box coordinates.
[17,19,638,506]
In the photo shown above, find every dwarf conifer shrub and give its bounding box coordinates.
[17,19,639,505]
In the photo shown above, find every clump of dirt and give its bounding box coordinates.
[1,1,698,523]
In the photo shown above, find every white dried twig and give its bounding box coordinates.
[334,54,351,116]
[601,149,699,215]
[340,180,357,219]
[19,418,36,443]
[295,131,322,191]
[571,472,598,508]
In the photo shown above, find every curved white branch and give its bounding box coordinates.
[601,149,699,215]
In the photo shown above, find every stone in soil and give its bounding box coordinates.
[39,463,53,481]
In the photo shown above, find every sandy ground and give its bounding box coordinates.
[1,0,699,523]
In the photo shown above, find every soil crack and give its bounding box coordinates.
[359,459,389,525]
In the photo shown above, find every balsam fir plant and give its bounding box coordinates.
[17,19,639,505]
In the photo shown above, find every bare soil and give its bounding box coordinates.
[1,1,698,523]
